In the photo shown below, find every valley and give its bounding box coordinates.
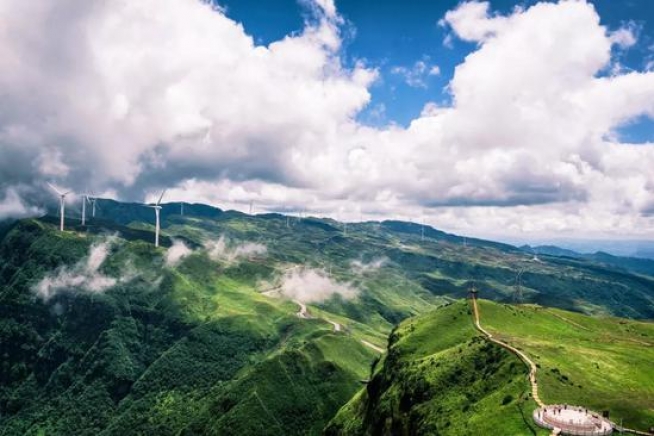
[0,203,652,435]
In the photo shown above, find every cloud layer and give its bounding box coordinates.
[34,239,117,301]
[1,0,653,238]
[165,239,193,266]
[350,257,387,274]
[280,267,358,303]
[205,235,267,263]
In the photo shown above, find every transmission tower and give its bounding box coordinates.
[467,280,478,300]
[513,268,525,303]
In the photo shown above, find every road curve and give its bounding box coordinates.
[326,319,342,332]
[294,300,309,319]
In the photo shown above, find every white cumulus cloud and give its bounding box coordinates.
[0,0,653,240]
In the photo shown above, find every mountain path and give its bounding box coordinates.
[263,285,385,353]
[291,301,386,354]
[360,340,385,353]
[470,298,654,435]
[294,300,309,319]
[471,297,544,408]
[546,310,591,332]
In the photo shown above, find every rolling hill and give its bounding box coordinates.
[326,300,654,435]
[0,201,653,435]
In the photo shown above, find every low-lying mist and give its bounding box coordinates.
[165,239,192,266]
[204,235,267,263]
[33,237,118,301]
[350,257,387,274]
[279,267,358,303]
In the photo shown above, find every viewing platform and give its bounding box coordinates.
[533,405,613,436]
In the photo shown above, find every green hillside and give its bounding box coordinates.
[1,204,653,435]
[327,300,654,435]
[477,300,654,430]
[0,219,379,435]
[325,300,548,436]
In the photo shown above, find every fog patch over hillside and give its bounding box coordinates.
[165,239,192,266]
[204,235,267,263]
[280,267,358,303]
[351,257,387,274]
[33,238,117,301]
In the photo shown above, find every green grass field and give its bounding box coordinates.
[327,301,549,436]
[478,299,654,430]
[2,208,654,435]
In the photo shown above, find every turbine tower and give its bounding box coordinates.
[47,183,72,232]
[80,192,93,226]
[85,192,98,218]
[81,194,88,226]
[147,190,166,247]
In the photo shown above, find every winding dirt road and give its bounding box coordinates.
[294,300,309,319]
[292,301,386,353]
[360,340,385,353]
[471,297,544,408]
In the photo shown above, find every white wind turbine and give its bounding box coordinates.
[47,183,73,232]
[79,191,94,226]
[147,190,166,247]
[89,194,98,218]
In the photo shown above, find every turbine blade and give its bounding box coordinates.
[47,182,62,195]
[156,189,166,205]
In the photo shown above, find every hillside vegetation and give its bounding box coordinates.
[1,202,653,434]
[325,301,549,436]
[327,300,654,434]
[478,300,654,430]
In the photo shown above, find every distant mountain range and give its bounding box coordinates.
[512,238,654,260]
[521,244,654,277]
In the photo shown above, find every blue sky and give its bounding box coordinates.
[220,0,654,139]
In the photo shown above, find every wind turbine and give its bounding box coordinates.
[80,193,89,226]
[47,183,72,231]
[79,189,96,226]
[89,194,98,218]
[147,190,166,247]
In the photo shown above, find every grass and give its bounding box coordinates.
[327,301,549,436]
[478,299,654,430]
[2,209,654,435]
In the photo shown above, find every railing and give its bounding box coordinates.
[533,409,613,436]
